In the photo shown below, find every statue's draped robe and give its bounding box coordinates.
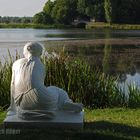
[10,57,71,120]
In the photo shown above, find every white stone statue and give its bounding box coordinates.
[7,42,83,120]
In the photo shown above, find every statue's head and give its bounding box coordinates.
[23,42,43,58]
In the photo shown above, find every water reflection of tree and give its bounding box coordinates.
[103,43,112,74]
[103,30,112,74]
[44,39,140,83]
[117,55,136,76]
[102,30,138,82]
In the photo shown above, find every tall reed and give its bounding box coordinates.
[0,51,19,108]
[128,83,140,108]
[0,60,12,108]
[0,50,140,109]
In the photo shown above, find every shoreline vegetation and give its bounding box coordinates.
[0,22,140,30]
[0,23,73,29]
[86,22,140,30]
[0,57,140,140]
[0,50,140,109]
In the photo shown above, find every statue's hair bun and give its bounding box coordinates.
[24,42,43,56]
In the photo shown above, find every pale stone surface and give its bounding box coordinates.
[4,111,84,129]
[6,42,83,123]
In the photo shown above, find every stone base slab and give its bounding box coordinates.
[3,111,84,131]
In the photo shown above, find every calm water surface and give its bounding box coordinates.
[0,28,140,90]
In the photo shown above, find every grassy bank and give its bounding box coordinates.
[86,22,140,30]
[0,108,140,139]
[0,23,72,29]
[0,22,140,30]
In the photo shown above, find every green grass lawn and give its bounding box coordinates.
[0,108,140,140]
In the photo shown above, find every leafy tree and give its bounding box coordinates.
[0,16,32,23]
[104,0,140,24]
[92,0,105,22]
[33,0,55,24]
[33,12,53,24]
[43,0,54,24]
[51,0,78,24]
[0,16,2,23]
[77,0,91,19]
[77,0,86,15]
[133,0,140,23]
[2,17,10,24]
[43,0,54,15]
[21,17,32,23]
[11,17,22,23]
[115,0,140,24]
[32,0,140,25]
[77,0,105,21]
[104,0,112,24]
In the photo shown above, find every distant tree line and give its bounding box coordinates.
[0,0,139,25]
[0,16,32,24]
[33,0,140,25]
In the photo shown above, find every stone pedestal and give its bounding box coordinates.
[3,111,84,133]
[4,42,84,134]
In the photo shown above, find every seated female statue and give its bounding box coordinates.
[8,42,83,120]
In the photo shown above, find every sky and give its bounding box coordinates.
[0,0,47,17]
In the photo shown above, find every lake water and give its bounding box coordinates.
[0,28,140,91]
